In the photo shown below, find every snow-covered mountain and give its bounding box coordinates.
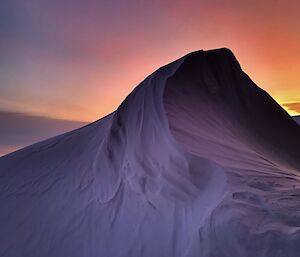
[0,48,299,257]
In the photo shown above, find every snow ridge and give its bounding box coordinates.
[0,48,300,257]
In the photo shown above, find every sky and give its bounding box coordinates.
[0,0,300,155]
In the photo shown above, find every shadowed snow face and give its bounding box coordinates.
[163,49,300,257]
[163,49,300,172]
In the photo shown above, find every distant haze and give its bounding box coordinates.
[0,111,86,156]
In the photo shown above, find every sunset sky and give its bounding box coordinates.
[0,0,300,154]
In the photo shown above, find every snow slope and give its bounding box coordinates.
[294,116,300,125]
[0,48,300,257]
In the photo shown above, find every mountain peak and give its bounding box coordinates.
[1,48,300,257]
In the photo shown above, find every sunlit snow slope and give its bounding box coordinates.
[0,48,300,257]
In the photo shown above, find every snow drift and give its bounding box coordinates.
[0,48,300,257]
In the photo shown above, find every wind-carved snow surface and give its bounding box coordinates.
[0,49,300,257]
